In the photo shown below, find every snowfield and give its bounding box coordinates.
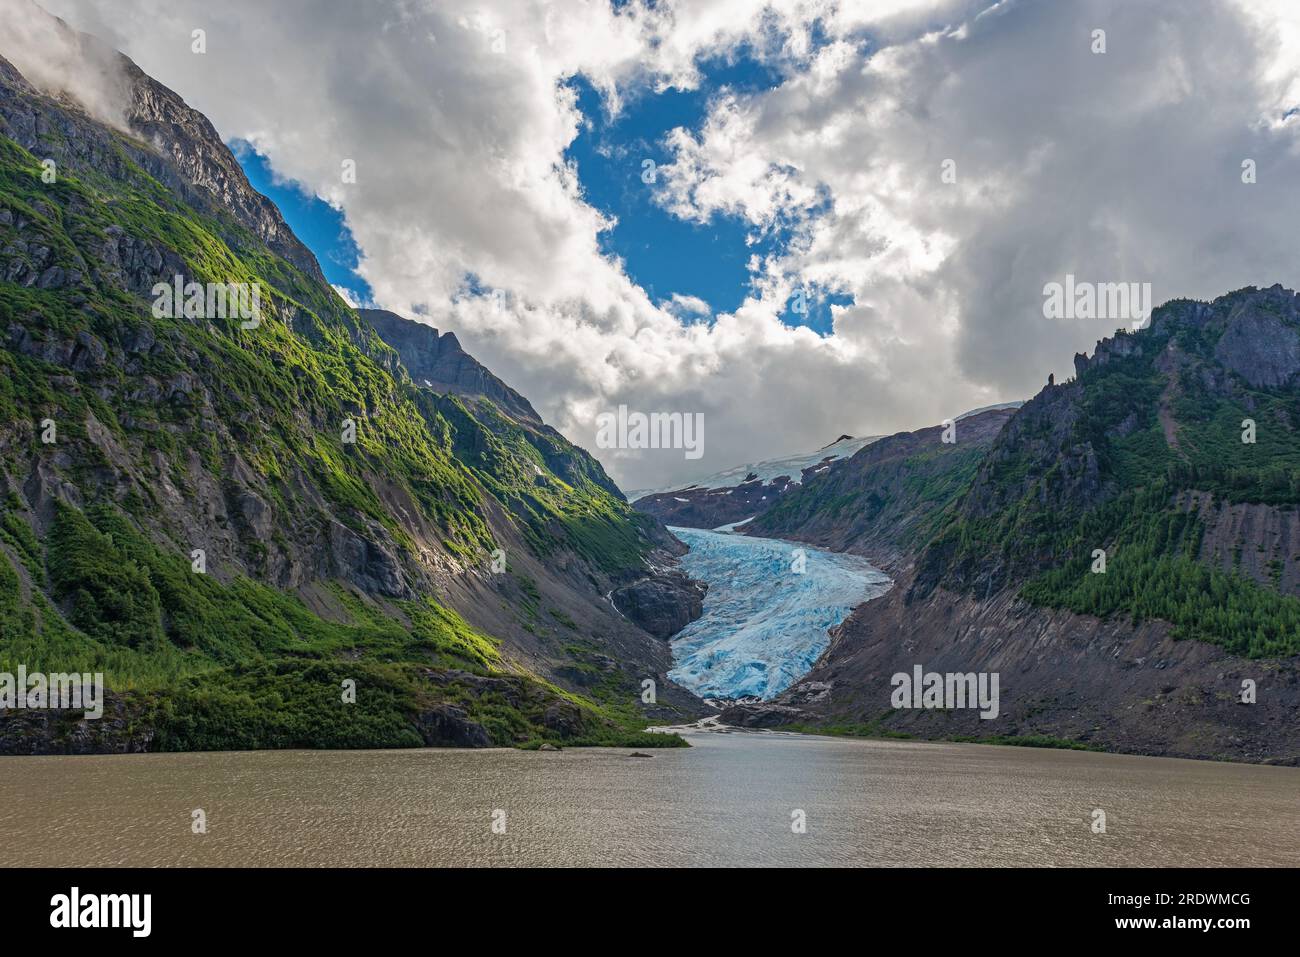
[626,435,880,501]
[666,527,892,701]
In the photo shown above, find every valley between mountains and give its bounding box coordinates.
[639,291,1300,764]
[2,12,1299,768]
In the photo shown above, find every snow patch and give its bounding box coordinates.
[628,434,881,500]
[711,517,755,532]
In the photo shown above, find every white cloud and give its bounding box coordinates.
[0,0,131,129]
[330,284,373,310]
[664,293,713,318]
[15,0,1300,493]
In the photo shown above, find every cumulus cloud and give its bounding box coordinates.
[16,0,1300,492]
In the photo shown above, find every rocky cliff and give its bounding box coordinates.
[610,569,706,641]
[362,309,542,426]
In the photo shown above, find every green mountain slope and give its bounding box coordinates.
[730,288,1300,762]
[746,407,1016,571]
[917,287,1300,658]
[0,38,695,753]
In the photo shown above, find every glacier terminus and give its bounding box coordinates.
[666,527,892,701]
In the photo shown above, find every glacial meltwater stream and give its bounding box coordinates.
[665,526,891,700]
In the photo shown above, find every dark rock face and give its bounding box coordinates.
[362,309,542,425]
[541,701,584,737]
[0,695,155,755]
[325,521,411,599]
[1214,303,1300,389]
[413,705,492,748]
[611,571,706,640]
[1189,491,1300,594]
[635,473,798,529]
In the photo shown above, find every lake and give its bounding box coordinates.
[4,729,1296,866]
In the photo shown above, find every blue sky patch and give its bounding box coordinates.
[232,140,374,306]
[563,49,849,332]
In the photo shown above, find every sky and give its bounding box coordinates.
[10,0,1300,492]
[232,141,375,307]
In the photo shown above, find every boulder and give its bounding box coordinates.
[413,705,492,748]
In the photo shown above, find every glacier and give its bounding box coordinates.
[666,527,892,701]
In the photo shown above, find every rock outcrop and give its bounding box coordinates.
[611,571,706,640]
[363,309,542,425]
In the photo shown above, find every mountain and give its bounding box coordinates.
[360,309,545,429]
[628,433,881,501]
[726,288,1300,764]
[746,406,1018,571]
[0,18,703,753]
[634,405,1022,535]
[632,434,883,529]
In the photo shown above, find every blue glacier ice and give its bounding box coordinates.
[666,527,892,701]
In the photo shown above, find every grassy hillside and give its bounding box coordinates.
[0,53,686,751]
[748,408,1014,563]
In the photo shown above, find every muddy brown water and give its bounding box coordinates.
[3,730,1296,866]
